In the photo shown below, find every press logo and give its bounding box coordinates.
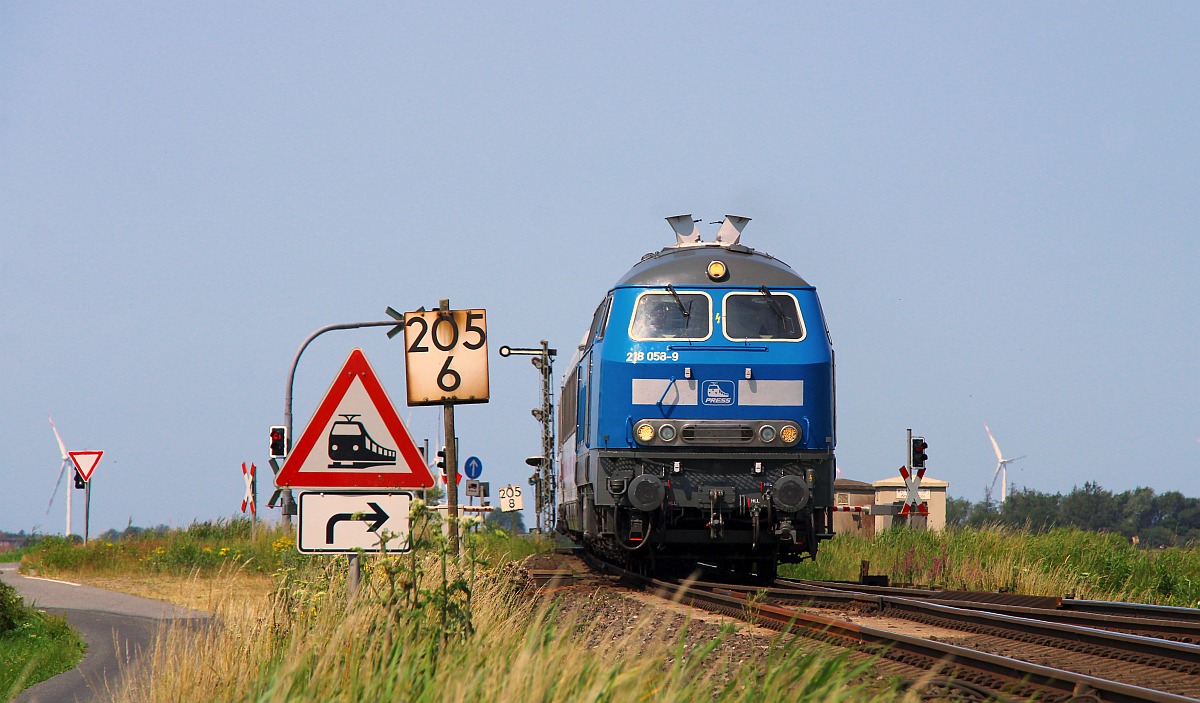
[701,380,735,406]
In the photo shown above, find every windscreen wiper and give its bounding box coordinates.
[758,286,786,320]
[759,285,793,333]
[665,284,692,326]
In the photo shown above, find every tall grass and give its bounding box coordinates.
[116,509,909,703]
[783,525,1200,607]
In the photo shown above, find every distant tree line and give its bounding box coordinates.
[946,482,1200,547]
[96,524,173,542]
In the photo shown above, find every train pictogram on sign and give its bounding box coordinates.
[275,349,434,490]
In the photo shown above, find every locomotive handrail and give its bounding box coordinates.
[656,376,678,410]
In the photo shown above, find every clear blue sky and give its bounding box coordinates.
[2,4,1197,535]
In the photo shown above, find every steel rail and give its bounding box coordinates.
[768,575,1200,638]
[778,578,1200,626]
[681,583,1197,703]
[895,597,1200,644]
[1061,599,1200,624]
[581,555,1195,702]
[776,576,1063,609]
[878,596,1200,670]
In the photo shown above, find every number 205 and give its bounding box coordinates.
[405,311,486,392]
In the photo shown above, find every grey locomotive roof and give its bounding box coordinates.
[614,242,810,288]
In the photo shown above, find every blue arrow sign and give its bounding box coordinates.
[464,456,483,480]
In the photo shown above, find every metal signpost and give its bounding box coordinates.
[279,318,409,527]
[403,299,489,556]
[68,450,102,545]
[899,429,929,528]
[498,484,524,535]
[276,346,435,599]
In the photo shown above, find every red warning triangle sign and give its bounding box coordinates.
[275,349,434,490]
[69,450,103,482]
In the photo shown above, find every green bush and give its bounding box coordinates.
[0,608,87,698]
[0,581,24,633]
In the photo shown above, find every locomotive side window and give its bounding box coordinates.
[586,294,612,346]
[559,368,579,444]
[723,291,806,341]
[629,291,712,341]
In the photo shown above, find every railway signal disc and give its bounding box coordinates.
[275,348,434,490]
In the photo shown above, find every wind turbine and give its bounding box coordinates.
[985,423,1025,506]
[46,415,74,537]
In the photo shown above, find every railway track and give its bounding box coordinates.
[772,578,1200,643]
[569,553,1200,702]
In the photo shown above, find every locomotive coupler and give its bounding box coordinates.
[775,519,798,544]
[629,517,645,541]
[708,489,725,540]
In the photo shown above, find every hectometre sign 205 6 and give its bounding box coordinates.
[403,308,490,405]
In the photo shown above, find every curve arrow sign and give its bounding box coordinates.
[325,502,389,544]
[297,491,412,554]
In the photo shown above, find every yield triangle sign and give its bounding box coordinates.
[69,450,103,482]
[275,349,434,490]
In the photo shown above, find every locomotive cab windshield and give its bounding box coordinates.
[630,291,711,340]
[723,290,805,341]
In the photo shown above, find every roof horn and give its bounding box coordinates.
[666,214,701,246]
[714,215,751,246]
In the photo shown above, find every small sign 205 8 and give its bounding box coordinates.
[404,308,490,406]
[497,484,523,512]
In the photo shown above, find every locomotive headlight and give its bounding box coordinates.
[658,423,677,442]
[780,425,800,444]
[759,425,778,443]
[635,422,656,443]
[707,260,728,281]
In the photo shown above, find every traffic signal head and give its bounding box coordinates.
[911,437,928,468]
[436,446,447,470]
[269,426,287,458]
[73,470,86,489]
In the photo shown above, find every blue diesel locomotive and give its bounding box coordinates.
[556,215,836,578]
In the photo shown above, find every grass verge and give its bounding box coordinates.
[102,507,911,703]
[0,580,87,701]
[20,519,297,580]
[782,524,1200,607]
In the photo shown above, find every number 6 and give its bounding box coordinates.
[438,356,462,392]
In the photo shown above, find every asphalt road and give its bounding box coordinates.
[0,563,206,703]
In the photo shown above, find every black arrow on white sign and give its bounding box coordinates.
[325,501,389,544]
